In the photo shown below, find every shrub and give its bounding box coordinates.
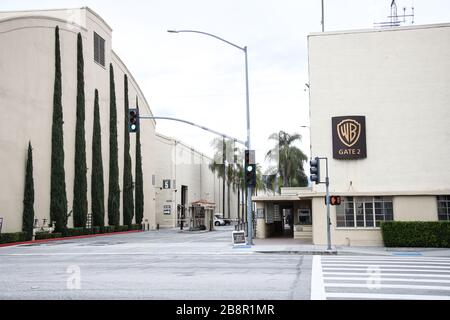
[35,232,63,241]
[116,225,129,232]
[62,228,92,237]
[129,224,142,231]
[381,221,450,248]
[100,226,115,234]
[0,232,27,244]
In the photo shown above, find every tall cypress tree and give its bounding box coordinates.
[92,89,105,227]
[108,64,120,227]
[135,97,144,225]
[50,26,68,233]
[123,74,134,227]
[73,32,87,228]
[23,142,35,241]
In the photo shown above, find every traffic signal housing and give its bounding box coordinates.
[326,196,342,206]
[128,108,139,133]
[245,150,256,188]
[310,157,320,184]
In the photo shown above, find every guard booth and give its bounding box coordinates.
[253,188,314,242]
[189,200,216,231]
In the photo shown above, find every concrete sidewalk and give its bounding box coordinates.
[232,238,450,257]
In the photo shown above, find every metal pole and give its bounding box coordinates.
[325,158,331,250]
[223,137,226,219]
[321,0,325,32]
[244,47,253,246]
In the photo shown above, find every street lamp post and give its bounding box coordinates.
[168,29,254,245]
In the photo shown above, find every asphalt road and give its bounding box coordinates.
[0,227,311,300]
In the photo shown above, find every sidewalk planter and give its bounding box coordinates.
[381,221,450,248]
[0,232,27,244]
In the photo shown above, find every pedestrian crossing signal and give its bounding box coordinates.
[327,196,342,206]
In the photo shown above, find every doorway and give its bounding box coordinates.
[178,186,188,227]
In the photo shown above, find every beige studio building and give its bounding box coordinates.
[254,23,450,246]
[0,7,229,234]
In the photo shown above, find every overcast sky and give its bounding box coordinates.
[2,0,450,171]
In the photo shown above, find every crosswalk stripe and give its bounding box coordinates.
[322,260,450,266]
[325,293,450,300]
[323,272,450,278]
[323,257,450,262]
[323,277,450,283]
[311,256,326,300]
[323,267,450,273]
[322,263,450,269]
[325,283,450,291]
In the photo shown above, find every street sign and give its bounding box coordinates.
[232,231,246,247]
[163,205,172,215]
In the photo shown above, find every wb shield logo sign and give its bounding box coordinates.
[333,116,367,160]
[338,119,361,147]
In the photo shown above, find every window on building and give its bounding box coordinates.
[94,32,105,66]
[437,196,450,221]
[336,196,393,228]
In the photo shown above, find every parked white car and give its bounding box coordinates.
[214,214,226,226]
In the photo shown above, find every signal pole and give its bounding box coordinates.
[310,157,332,251]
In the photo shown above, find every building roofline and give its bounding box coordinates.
[308,22,450,38]
[0,7,113,32]
[155,132,214,162]
[0,15,87,32]
[111,51,155,126]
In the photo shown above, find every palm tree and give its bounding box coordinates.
[265,131,308,192]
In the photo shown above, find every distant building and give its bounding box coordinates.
[254,23,450,246]
[0,7,224,234]
[154,133,237,228]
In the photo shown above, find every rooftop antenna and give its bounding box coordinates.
[374,0,415,28]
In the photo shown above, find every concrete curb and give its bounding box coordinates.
[255,250,338,255]
[0,230,144,248]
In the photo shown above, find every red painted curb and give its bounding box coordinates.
[0,230,145,248]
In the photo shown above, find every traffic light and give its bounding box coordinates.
[128,108,139,133]
[245,150,256,188]
[326,196,342,206]
[310,157,320,184]
[331,196,342,206]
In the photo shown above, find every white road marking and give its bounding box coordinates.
[320,256,450,300]
[323,267,450,273]
[322,260,450,266]
[326,293,450,300]
[323,277,450,283]
[310,255,326,300]
[325,283,450,291]
[323,272,450,278]
[322,263,450,269]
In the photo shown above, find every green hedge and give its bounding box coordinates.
[129,224,141,231]
[62,227,93,237]
[35,232,63,241]
[0,232,27,244]
[115,225,129,232]
[100,226,115,234]
[381,221,450,248]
